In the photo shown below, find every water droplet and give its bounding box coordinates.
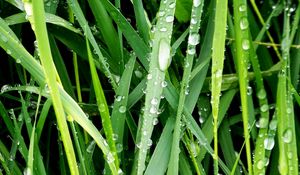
[134,70,143,78]
[239,17,249,30]
[256,118,268,128]
[161,81,167,87]
[16,59,21,63]
[152,118,159,125]
[86,141,96,153]
[147,139,152,147]
[193,0,200,7]
[119,106,126,113]
[282,128,292,143]
[188,33,199,46]
[264,137,275,150]
[113,134,118,141]
[7,49,12,55]
[256,159,265,169]
[118,169,124,175]
[191,18,197,24]
[150,106,157,114]
[1,84,12,93]
[242,39,250,50]
[239,4,247,12]
[99,103,105,112]
[151,98,158,105]
[116,95,122,102]
[286,107,292,114]
[257,89,266,99]
[116,143,123,153]
[260,104,269,113]
[160,27,167,32]
[269,119,277,130]
[106,152,115,163]
[24,167,32,175]
[147,74,153,80]
[165,16,174,23]
[158,11,165,17]
[158,39,171,71]
[247,86,252,95]
[169,2,175,8]
[187,48,196,55]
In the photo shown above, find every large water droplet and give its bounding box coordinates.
[188,33,199,46]
[282,129,292,143]
[134,70,143,78]
[1,84,12,93]
[239,17,249,30]
[269,119,277,130]
[256,118,268,128]
[158,39,171,71]
[260,104,269,112]
[264,137,275,150]
[150,106,157,114]
[152,118,159,125]
[23,167,32,175]
[193,0,200,7]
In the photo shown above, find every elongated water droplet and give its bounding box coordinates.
[242,39,250,50]
[264,137,275,150]
[193,0,200,7]
[165,16,174,23]
[240,17,249,30]
[169,2,175,8]
[158,39,171,71]
[151,98,158,105]
[239,4,246,12]
[257,89,266,99]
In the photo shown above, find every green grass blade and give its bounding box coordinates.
[233,0,253,174]
[211,0,228,173]
[86,38,119,172]
[23,0,79,174]
[132,0,176,174]
[168,0,204,174]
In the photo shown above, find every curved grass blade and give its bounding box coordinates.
[5,13,81,34]
[168,0,204,174]
[233,0,252,174]
[67,0,117,90]
[23,0,79,174]
[132,0,176,174]
[0,13,118,175]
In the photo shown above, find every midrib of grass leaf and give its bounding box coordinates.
[22,0,79,174]
[276,5,298,174]
[133,0,175,174]
[211,0,228,173]
[167,0,204,174]
[233,0,252,174]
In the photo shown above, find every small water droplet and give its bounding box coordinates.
[257,89,266,99]
[119,106,126,113]
[260,104,269,112]
[187,48,196,55]
[116,143,123,153]
[256,159,265,169]
[116,95,122,102]
[247,86,252,95]
[1,84,12,93]
[269,119,277,130]
[147,74,153,80]
[152,118,159,125]
[161,81,167,87]
[134,70,143,78]
[86,141,96,153]
[106,152,115,163]
[1,35,8,42]
[150,106,157,114]
[239,4,247,12]
[99,103,105,112]
[165,16,174,23]
[239,17,249,30]
[169,2,175,8]
[151,98,158,105]
[282,128,292,143]
[242,39,250,50]
[113,134,118,141]
[256,118,268,128]
[160,27,167,32]
[158,11,165,17]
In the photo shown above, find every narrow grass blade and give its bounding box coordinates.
[168,0,204,174]
[211,0,228,173]
[132,0,176,174]
[23,1,79,174]
[86,38,119,171]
